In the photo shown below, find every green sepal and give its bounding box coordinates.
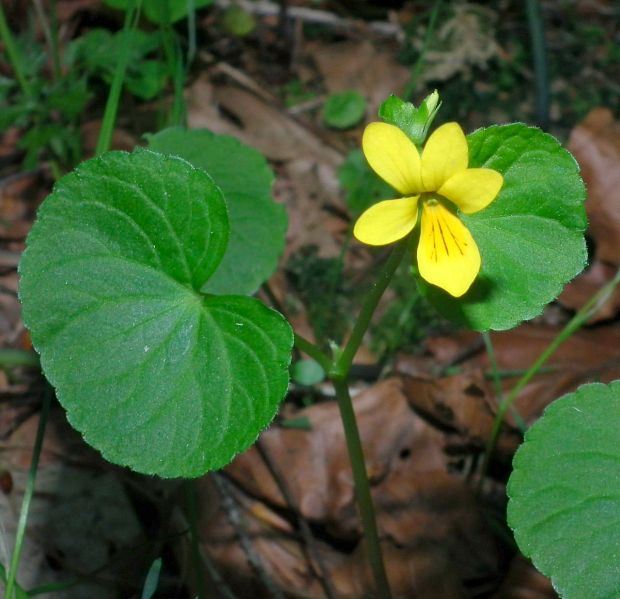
[378,90,441,146]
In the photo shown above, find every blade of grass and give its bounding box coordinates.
[525,0,550,129]
[403,0,443,99]
[140,558,162,599]
[4,386,53,599]
[481,267,620,479]
[482,332,527,432]
[187,0,197,66]
[95,0,143,155]
[0,349,40,369]
[0,3,33,98]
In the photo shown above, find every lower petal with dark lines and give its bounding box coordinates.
[417,202,481,297]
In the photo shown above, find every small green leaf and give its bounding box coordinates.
[378,91,441,146]
[338,149,394,216]
[19,150,293,477]
[291,359,324,386]
[221,5,256,36]
[508,381,620,599]
[104,0,214,23]
[323,91,366,130]
[141,558,162,599]
[420,124,587,331]
[147,127,287,295]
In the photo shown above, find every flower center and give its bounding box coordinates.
[420,192,453,213]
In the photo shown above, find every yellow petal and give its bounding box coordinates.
[438,168,503,214]
[353,196,419,246]
[362,123,423,194]
[417,201,480,297]
[421,122,468,191]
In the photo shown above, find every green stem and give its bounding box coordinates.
[161,22,186,127]
[5,387,52,599]
[332,379,391,599]
[184,481,208,599]
[482,332,527,432]
[95,0,142,156]
[0,3,33,98]
[481,267,620,476]
[334,242,407,377]
[187,0,197,66]
[525,0,550,129]
[0,349,40,368]
[404,0,443,99]
[293,333,331,372]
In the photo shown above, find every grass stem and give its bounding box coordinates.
[4,387,53,599]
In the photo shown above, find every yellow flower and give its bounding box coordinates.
[353,122,503,297]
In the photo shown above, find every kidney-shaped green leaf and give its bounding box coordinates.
[420,124,587,331]
[508,381,620,599]
[19,150,293,477]
[147,127,287,296]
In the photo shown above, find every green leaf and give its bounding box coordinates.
[291,359,324,386]
[338,149,394,216]
[323,91,366,130]
[221,5,256,37]
[147,127,287,295]
[420,124,587,331]
[104,0,214,23]
[507,381,620,599]
[19,150,293,477]
[141,558,162,599]
[378,91,441,146]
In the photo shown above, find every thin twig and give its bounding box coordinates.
[214,0,403,37]
[213,473,286,599]
[255,439,338,599]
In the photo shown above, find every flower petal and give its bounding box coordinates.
[438,168,503,214]
[417,202,480,297]
[353,196,419,246]
[362,123,422,194]
[421,122,468,191]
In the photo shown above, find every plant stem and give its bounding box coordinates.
[0,3,33,98]
[404,0,443,99]
[0,349,40,368]
[332,379,391,599]
[293,333,331,372]
[482,332,527,432]
[95,0,142,156]
[525,0,550,129]
[161,21,186,127]
[481,267,620,477]
[187,0,197,66]
[334,242,407,377]
[5,386,52,599]
[184,481,208,599]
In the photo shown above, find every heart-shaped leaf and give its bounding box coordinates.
[508,381,620,599]
[19,150,293,477]
[147,127,287,295]
[420,124,587,331]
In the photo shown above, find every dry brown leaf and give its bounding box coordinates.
[186,76,342,165]
[400,371,521,458]
[491,554,558,599]
[559,258,620,322]
[568,107,620,264]
[207,379,502,597]
[307,40,410,117]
